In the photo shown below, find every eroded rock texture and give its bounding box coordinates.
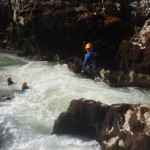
[101,19,150,88]
[53,99,150,150]
[117,19,150,75]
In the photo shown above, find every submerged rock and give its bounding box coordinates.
[53,99,150,150]
[0,95,14,102]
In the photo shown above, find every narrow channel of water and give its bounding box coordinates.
[0,53,149,150]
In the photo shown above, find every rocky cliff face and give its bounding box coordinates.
[0,0,150,87]
[53,99,150,150]
[117,19,150,74]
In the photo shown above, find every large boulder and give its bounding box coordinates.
[53,99,150,150]
[52,99,109,138]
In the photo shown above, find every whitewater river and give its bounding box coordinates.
[0,53,150,150]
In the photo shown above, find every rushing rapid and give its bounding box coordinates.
[0,53,150,150]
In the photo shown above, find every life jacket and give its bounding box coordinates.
[20,85,29,92]
[88,50,99,67]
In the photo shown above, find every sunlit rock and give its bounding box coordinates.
[53,99,150,150]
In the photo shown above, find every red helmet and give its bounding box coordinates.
[22,82,27,86]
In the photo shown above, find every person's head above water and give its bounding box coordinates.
[7,77,12,81]
[7,76,14,85]
[22,82,27,86]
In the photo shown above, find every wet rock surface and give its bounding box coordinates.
[100,69,150,88]
[0,0,150,87]
[0,95,14,102]
[53,99,150,150]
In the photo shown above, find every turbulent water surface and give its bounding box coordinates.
[0,53,150,150]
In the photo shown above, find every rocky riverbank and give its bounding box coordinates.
[0,0,150,88]
[53,99,150,150]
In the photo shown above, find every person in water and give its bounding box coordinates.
[7,77,14,85]
[20,82,29,93]
[81,43,101,81]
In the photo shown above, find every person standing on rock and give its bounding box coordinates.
[81,43,101,81]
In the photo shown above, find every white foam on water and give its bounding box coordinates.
[0,53,150,150]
